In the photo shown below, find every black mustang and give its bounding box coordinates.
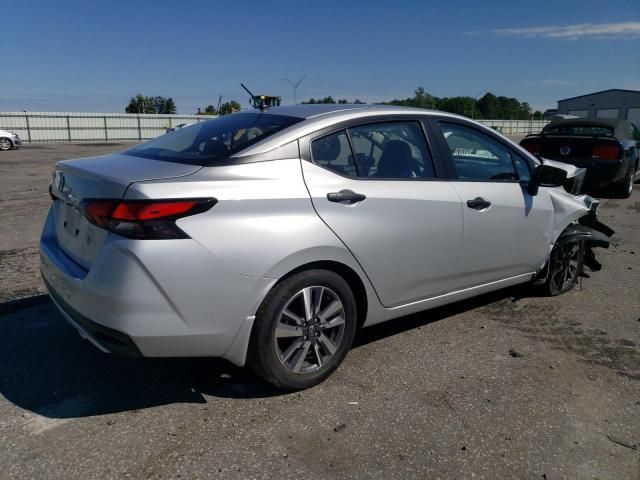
[521,118,640,198]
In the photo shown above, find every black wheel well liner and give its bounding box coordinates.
[273,261,369,329]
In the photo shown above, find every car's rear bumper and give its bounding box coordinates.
[39,206,275,364]
[44,275,142,357]
[546,157,625,189]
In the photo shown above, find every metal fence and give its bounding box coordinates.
[475,119,549,135]
[0,111,549,143]
[0,112,211,143]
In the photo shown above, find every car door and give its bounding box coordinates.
[432,119,554,288]
[300,119,466,308]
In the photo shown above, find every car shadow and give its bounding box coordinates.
[0,287,526,419]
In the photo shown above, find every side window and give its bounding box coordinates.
[348,122,435,179]
[512,152,532,182]
[440,122,518,181]
[631,124,640,141]
[310,130,357,177]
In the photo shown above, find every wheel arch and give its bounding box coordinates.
[274,260,369,330]
[223,258,373,368]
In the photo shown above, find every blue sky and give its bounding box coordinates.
[1,0,639,113]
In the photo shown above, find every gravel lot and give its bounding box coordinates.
[0,143,639,479]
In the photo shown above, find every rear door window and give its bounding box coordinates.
[310,130,357,177]
[310,121,436,179]
[347,122,435,179]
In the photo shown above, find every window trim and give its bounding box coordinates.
[302,116,445,181]
[433,118,534,184]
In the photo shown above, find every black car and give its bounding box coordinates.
[520,118,640,198]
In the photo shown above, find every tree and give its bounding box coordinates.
[385,87,438,109]
[338,99,349,104]
[353,99,365,104]
[218,100,241,115]
[164,97,177,114]
[203,105,216,115]
[301,96,336,104]
[437,96,475,117]
[126,94,177,114]
[125,94,154,114]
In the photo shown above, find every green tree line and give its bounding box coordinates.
[302,88,544,120]
[125,94,177,114]
[126,88,544,120]
[383,87,544,119]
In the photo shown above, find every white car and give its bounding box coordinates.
[0,129,21,150]
[41,105,612,390]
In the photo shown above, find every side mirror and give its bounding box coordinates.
[528,164,567,196]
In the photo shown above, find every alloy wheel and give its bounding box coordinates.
[273,286,346,374]
[0,139,11,151]
[550,242,581,292]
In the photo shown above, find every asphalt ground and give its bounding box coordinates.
[0,143,639,479]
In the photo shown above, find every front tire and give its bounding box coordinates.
[0,138,12,151]
[248,269,357,391]
[544,240,584,296]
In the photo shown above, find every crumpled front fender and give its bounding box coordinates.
[548,190,599,244]
[556,224,610,248]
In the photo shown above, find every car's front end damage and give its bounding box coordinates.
[534,177,614,285]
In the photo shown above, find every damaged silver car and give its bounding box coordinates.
[41,104,612,390]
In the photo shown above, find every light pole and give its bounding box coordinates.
[283,75,307,105]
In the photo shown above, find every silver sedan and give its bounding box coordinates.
[40,105,610,390]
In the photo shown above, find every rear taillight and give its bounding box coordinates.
[591,144,621,160]
[521,140,541,155]
[79,198,216,239]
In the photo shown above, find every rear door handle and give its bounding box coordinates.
[327,189,366,204]
[466,197,491,210]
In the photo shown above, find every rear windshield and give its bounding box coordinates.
[543,124,614,137]
[125,113,302,165]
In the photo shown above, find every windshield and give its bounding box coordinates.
[125,113,302,165]
[543,124,614,137]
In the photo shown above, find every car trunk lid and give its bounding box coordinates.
[50,153,202,269]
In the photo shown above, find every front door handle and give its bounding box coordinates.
[327,189,366,204]
[466,197,491,210]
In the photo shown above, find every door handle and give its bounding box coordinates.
[327,189,366,204]
[466,197,491,210]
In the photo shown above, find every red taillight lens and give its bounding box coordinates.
[111,201,199,221]
[521,140,541,155]
[84,200,119,228]
[591,144,621,160]
[79,198,216,239]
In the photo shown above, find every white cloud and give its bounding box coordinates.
[468,21,640,39]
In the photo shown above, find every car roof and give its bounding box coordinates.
[259,103,429,119]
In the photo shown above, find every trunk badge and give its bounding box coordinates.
[560,146,571,155]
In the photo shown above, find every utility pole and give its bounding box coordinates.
[283,75,307,105]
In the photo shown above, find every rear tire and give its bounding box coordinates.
[608,167,634,198]
[248,269,357,391]
[0,138,12,151]
[544,240,584,296]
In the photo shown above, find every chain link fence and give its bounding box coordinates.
[0,111,549,143]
